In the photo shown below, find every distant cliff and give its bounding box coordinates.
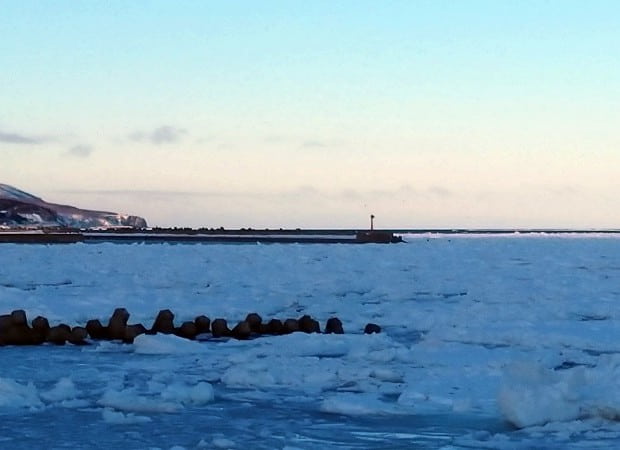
[0,184,147,229]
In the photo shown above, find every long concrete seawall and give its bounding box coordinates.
[0,230,403,244]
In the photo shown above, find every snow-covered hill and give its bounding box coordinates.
[0,183,147,228]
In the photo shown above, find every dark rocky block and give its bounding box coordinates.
[47,324,72,345]
[176,321,198,340]
[32,316,50,331]
[194,315,211,334]
[261,318,284,335]
[364,323,381,334]
[1,324,33,345]
[0,311,33,345]
[325,317,344,334]
[282,319,299,334]
[69,326,88,345]
[108,308,130,340]
[211,318,230,338]
[86,319,108,340]
[245,313,262,333]
[109,308,130,323]
[10,309,28,326]
[31,316,50,344]
[299,315,320,333]
[0,314,12,330]
[231,321,251,340]
[151,309,175,334]
[123,324,147,344]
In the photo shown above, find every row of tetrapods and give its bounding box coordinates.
[0,308,382,346]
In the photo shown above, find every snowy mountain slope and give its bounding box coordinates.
[0,184,43,202]
[0,183,147,228]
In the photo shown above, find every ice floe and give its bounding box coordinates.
[1,236,620,447]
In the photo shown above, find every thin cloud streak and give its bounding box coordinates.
[129,126,187,145]
[0,130,47,145]
[66,144,94,158]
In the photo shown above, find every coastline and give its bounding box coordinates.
[1,227,619,245]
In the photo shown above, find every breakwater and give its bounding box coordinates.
[0,229,403,244]
[0,308,381,346]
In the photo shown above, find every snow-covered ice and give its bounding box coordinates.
[1,235,620,448]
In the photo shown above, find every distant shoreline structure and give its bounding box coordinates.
[0,227,404,244]
[0,227,619,245]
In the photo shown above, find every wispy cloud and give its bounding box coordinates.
[0,130,48,145]
[129,125,187,145]
[66,144,93,158]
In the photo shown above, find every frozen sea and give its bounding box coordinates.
[2,234,620,449]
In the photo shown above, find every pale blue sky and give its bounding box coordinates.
[1,1,619,228]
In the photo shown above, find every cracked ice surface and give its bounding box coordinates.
[1,236,620,448]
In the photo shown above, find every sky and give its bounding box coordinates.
[1,1,619,228]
